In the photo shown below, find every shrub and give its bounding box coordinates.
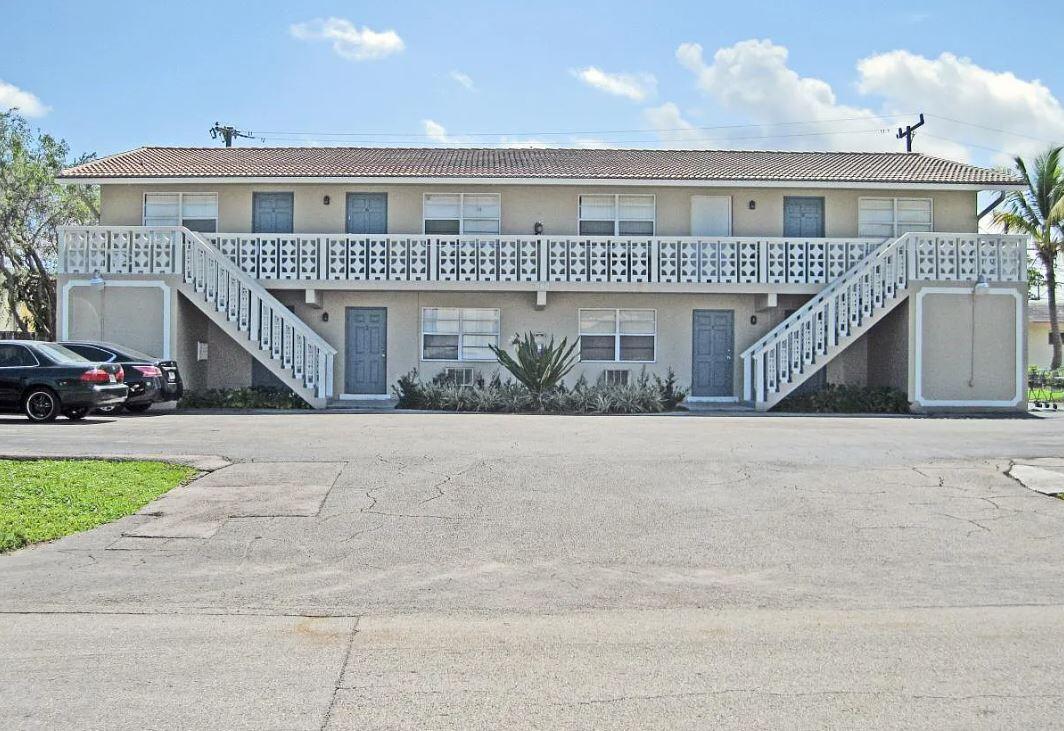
[490,332,579,408]
[178,386,310,410]
[775,384,911,414]
[391,366,688,414]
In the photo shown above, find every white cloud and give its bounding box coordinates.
[642,102,705,147]
[856,50,1064,161]
[572,66,656,102]
[422,119,449,143]
[571,137,618,149]
[672,38,1064,163]
[0,80,48,117]
[449,70,475,92]
[290,18,404,61]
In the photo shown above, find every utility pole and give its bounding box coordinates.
[896,113,925,153]
[209,122,254,147]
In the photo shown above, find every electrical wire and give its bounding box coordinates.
[255,112,916,141]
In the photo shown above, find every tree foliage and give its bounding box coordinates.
[0,111,98,338]
[994,146,1064,370]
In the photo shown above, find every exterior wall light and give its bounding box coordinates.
[750,315,758,325]
[748,200,756,210]
[323,195,331,206]
[974,274,990,294]
[321,311,330,322]
[89,270,105,288]
[533,221,544,235]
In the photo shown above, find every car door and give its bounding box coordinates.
[0,343,38,409]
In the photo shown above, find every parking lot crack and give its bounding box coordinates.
[320,617,360,731]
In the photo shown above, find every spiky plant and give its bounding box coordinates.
[489,332,579,409]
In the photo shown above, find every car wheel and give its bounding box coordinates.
[95,404,119,415]
[124,402,153,414]
[64,407,90,420]
[23,388,61,423]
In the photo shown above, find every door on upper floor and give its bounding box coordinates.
[691,310,734,398]
[690,195,732,236]
[783,196,825,237]
[345,307,387,395]
[252,192,294,233]
[346,193,388,234]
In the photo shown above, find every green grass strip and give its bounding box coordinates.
[0,459,195,552]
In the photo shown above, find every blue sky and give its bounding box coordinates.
[3,0,1063,166]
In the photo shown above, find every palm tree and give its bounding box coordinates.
[995,146,1064,370]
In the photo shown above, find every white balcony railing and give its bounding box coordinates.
[59,228,882,286]
[58,228,1027,288]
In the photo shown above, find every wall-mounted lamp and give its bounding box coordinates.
[974,274,990,294]
[749,315,758,325]
[748,200,757,210]
[323,195,331,206]
[321,311,330,322]
[89,270,105,288]
[533,221,544,235]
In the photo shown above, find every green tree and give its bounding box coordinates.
[0,111,98,338]
[995,146,1064,370]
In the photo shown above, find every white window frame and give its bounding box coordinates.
[857,196,933,238]
[420,307,501,362]
[142,192,219,231]
[422,193,501,235]
[578,308,657,363]
[578,194,656,236]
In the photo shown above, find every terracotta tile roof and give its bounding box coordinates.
[59,146,1023,186]
[1029,301,1064,323]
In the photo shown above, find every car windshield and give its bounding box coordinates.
[35,342,91,363]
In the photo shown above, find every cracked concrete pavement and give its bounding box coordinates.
[1,411,1064,728]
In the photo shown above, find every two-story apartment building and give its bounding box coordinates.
[56,147,1029,410]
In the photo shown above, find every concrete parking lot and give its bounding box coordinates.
[2,411,1064,729]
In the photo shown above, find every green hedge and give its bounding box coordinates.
[393,369,688,414]
[178,386,310,410]
[775,384,911,414]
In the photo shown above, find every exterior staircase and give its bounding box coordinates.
[60,226,337,408]
[739,231,1026,410]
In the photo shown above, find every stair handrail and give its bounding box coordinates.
[739,234,905,362]
[181,228,338,357]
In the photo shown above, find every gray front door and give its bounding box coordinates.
[783,196,825,237]
[692,310,734,397]
[346,193,388,234]
[345,307,387,394]
[253,192,294,233]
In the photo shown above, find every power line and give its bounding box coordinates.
[252,128,896,148]
[255,112,915,141]
[924,113,1061,145]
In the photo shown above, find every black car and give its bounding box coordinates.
[60,341,183,414]
[0,341,128,422]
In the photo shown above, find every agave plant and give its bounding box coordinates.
[489,332,579,409]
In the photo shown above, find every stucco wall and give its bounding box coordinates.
[99,183,979,237]
[255,289,809,397]
[909,282,1025,409]
[65,283,166,358]
[1028,321,1060,370]
[866,302,910,391]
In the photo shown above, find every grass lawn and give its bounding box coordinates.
[0,459,195,552]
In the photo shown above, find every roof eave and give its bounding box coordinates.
[54,174,1027,191]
